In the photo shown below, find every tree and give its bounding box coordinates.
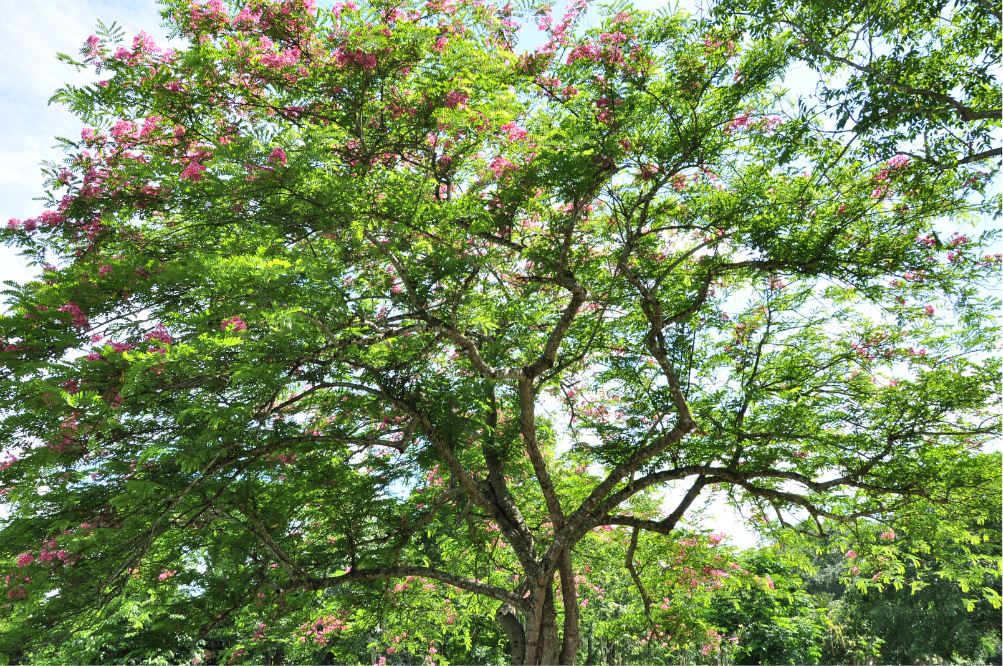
[0,0,999,663]
[711,0,1002,169]
[801,510,1003,665]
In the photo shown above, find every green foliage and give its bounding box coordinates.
[712,0,1002,170]
[0,0,998,663]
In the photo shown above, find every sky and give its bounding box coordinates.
[0,0,177,283]
[0,0,792,548]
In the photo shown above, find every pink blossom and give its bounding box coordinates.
[444,91,469,109]
[85,34,102,56]
[269,147,288,164]
[37,210,65,227]
[132,31,159,54]
[724,113,750,134]
[335,48,377,71]
[58,303,89,330]
[331,1,358,18]
[7,587,26,600]
[638,164,659,181]
[489,156,516,177]
[222,316,248,332]
[180,162,207,181]
[880,529,895,540]
[16,552,34,567]
[139,116,162,138]
[260,49,300,69]
[110,120,138,141]
[145,324,173,346]
[846,549,857,559]
[500,122,528,142]
[158,569,176,581]
[7,218,20,230]
[887,154,909,169]
[923,305,934,315]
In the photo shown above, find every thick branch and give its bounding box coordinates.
[292,566,527,608]
[524,274,587,378]
[543,416,695,576]
[557,551,581,665]
[482,395,542,577]
[519,377,565,528]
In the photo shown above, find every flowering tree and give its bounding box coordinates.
[0,0,999,663]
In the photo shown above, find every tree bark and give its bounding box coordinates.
[557,551,581,665]
[521,579,562,665]
[496,602,527,665]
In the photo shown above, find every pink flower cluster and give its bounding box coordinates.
[37,547,75,565]
[221,316,248,332]
[887,154,909,169]
[331,1,358,19]
[489,156,516,177]
[724,113,750,133]
[335,48,377,71]
[58,303,89,330]
[180,161,207,181]
[145,324,174,346]
[444,90,469,109]
[260,48,301,69]
[298,614,348,645]
[7,210,66,234]
[500,122,528,142]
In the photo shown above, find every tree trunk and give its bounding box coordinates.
[503,579,566,665]
[499,560,583,665]
[522,581,560,665]
[557,551,582,665]
[496,603,526,665]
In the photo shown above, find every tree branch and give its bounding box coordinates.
[626,526,655,631]
[292,566,528,608]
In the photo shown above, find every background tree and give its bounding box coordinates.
[0,0,999,663]
[711,0,1001,170]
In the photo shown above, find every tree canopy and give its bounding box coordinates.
[0,0,999,663]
